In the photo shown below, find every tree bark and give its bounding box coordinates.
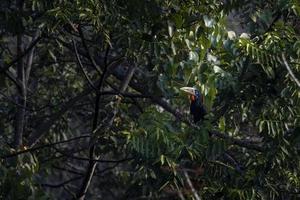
[14,0,26,149]
[75,47,110,200]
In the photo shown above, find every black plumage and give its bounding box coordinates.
[190,100,206,123]
[190,89,206,123]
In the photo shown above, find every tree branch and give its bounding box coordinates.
[72,39,97,90]
[58,32,264,154]
[3,70,25,89]
[27,88,93,147]
[41,176,83,188]
[109,59,265,152]
[1,135,90,159]
[282,53,300,89]
[21,88,148,148]
[183,170,201,200]
[25,30,40,85]
[61,154,133,163]
[210,130,264,152]
[76,45,110,200]
[119,63,137,94]
[78,25,102,74]
[0,36,42,73]
[14,3,26,148]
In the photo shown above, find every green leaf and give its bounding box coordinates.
[203,15,215,28]
[219,117,226,132]
[189,51,198,62]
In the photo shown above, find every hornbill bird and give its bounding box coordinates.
[180,87,207,123]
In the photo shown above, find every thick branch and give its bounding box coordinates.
[109,60,265,152]
[14,5,26,148]
[56,32,264,162]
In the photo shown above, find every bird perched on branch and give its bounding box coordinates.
[180,87,206,123]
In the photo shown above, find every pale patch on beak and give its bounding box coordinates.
[180,87,196,96]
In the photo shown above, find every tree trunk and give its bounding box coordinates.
[14,0,26,149]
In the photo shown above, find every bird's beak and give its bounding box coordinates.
[180,87,195,96]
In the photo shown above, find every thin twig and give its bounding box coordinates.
[183,170,201,200]
[1,135,90,159]
[119,63,137,94]
[76,45,110,200]
[177,190,186,200]
[0,36,42,73]
[66,155,133,163]
[282,53,300,88]
[3,70,24,89]
[0,90,32,111]
[41,176,83,188]
[25,30,40,85]
[78,25,102,74]
[27,87,93,147]
[73,39,97,90]
[52,165,84,175]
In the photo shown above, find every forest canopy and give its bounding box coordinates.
[0,0,300,199]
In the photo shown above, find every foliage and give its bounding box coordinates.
[0,0,300,199]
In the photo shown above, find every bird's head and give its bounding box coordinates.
[180,86,206,122]
[180,87,203,103]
